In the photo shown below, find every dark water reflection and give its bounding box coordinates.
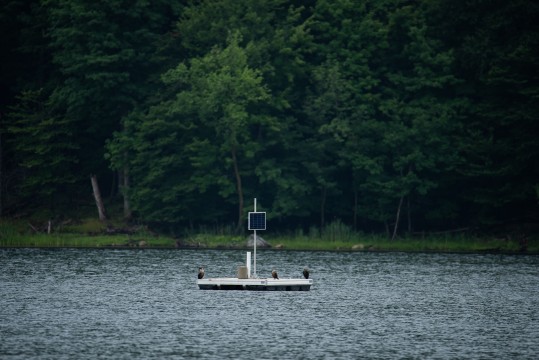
[1,249,538,359]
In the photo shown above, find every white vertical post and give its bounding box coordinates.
[253,198,257,278]
[246,252,251,278]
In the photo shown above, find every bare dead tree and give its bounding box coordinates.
[91,175,107,221]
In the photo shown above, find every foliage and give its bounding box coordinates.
[1,0,537,238]
[5,89,78,207]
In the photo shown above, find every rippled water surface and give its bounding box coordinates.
[1,249,538,359]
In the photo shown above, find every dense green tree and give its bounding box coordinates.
[303,61,350,228]
[308,0,464,236]
[434,0,539,228]
[45,0,181,196]
[6,89,78,209]
[2,0,536,236]
[0,0,54,215]
[109,0,311,229]
[167,33,271,230]
[306,0,391,230]
[111,34,273,230]
[176,0,316,224]
[107,106,201,227]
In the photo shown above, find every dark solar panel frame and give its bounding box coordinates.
[248,212,266,230]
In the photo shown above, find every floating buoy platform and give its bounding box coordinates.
[197,277,312,291]
[196,198,313,291]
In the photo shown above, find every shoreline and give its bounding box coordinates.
[1,246,537,256]
[1,236,537,255]
[2,219,537,254]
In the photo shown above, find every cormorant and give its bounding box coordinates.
[271,269,279,280]
[303,267,310,279]
[198,267,205,279]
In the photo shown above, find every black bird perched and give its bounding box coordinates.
[198,267,205,279]
[303,267,310,279]
[271,269,279,280]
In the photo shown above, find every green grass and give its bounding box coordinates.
[1,218,537,253]
[0,233,177,248]
[0,219,176,248]
[268,234,530,252]
[186,234,245,248]
[177,232,537,253]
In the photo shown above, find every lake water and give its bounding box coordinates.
[1,249,538,359]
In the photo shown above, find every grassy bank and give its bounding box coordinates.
[269,234,538,253]
[0,233,175,248]
[1,218,537,253]
[0,218,176,248]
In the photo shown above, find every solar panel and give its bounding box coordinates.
[248,212,266,230]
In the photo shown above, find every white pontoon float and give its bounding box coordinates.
[197,199,313,291]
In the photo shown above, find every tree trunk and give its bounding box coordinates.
[231,147,243,232]
[391,195,404,241]
[122,166,132,220]
[91,175,107,221]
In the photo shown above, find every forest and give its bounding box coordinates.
[1,0,538,238]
